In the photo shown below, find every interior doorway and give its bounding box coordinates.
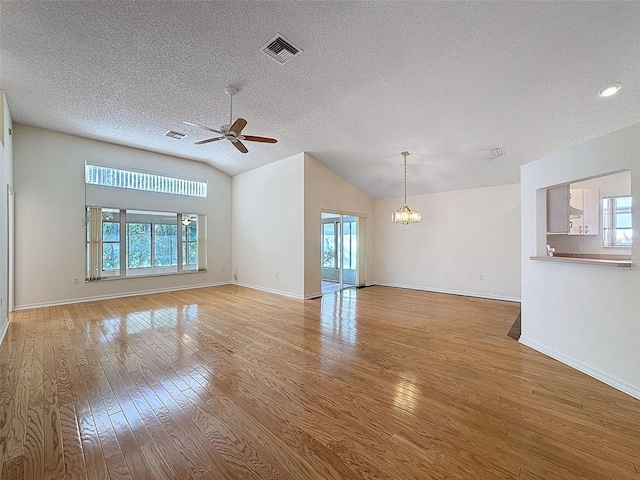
[321,212,358,294]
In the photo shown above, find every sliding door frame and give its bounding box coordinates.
[321,210,366,293]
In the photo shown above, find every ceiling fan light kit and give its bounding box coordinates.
[391,151,422,225]
[183,86,278,153]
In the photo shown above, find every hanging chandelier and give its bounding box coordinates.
[391,151,421,224]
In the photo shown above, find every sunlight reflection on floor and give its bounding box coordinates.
[320,289,358,347]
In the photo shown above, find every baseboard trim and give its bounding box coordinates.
[373,282,521,303]
[233,282,305,300]
[13,281,231,311]
[519,336,640,401]
[0,320,9,347]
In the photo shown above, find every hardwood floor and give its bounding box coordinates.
[0,285,639,479]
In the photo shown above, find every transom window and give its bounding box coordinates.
[86,208,204,280]
[86,164,207,197]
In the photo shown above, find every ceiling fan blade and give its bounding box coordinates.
[183,121,222,134]
[195,137,225,145]
[230,118,247,135]
[232,139,248,153]
[242,135,278,144]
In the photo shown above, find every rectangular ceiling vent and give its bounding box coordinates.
[165,130,187,140]
[261,34,302,65]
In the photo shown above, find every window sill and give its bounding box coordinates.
[86,269,206,282]
[529,254,631,268]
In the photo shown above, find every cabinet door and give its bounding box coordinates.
[547,185,569,234]
[582,189,600,235]
[568,189,583,235]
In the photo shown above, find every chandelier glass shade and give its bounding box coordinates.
[392,204,422,224]
[391,151,421,224]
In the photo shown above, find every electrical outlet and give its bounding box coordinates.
[479,274,485,280]
[386,266,390,272]
[275,271,279,278]
[570,243,580,252]
[222,266,226,272]
[73,277,79,284]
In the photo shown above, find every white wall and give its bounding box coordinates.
[521,123,640,399]
[13,124,232,309]
[548,171,631,255]
[231,153,305,298]
[231,152,374,299]
[303,153,374,298]
[0,91,14,344]
[374,183,521,302]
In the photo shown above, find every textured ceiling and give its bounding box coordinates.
[1,1,639,199]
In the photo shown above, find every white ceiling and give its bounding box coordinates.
[1,1,638,199]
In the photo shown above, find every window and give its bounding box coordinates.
[321,217,357,270]
[85,164,207,197]
[343,218,357,271]
[86,209,205,280]
[127,223,152,269]
[155,224,178,267]
[603,196,632,247]
[101,209,120,275]
[322,222,338,268]
[183,223,198,269]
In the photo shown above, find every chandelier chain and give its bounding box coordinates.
[403,156,407,204]
[391,150,421,224]
[402,151,409,204]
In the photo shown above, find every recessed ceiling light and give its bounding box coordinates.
[598,83,621,98]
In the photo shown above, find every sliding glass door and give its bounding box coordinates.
[321,213,358,293]
[342,216,357,289]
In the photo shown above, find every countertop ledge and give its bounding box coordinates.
[529,255,632,268]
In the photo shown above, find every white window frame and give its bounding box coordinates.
[602,195,632,248]
[86,208,205,281]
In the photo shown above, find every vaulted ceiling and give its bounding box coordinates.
[1,1,638,199]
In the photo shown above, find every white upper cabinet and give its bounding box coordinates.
[569,188,599,236]
[582,189,600,236]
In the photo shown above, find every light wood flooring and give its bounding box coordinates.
[1,285,639,479]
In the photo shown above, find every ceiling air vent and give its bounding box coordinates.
[165,130,187,140]
[261,34,302,65]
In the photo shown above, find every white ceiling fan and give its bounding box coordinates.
[183,86,277,154]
